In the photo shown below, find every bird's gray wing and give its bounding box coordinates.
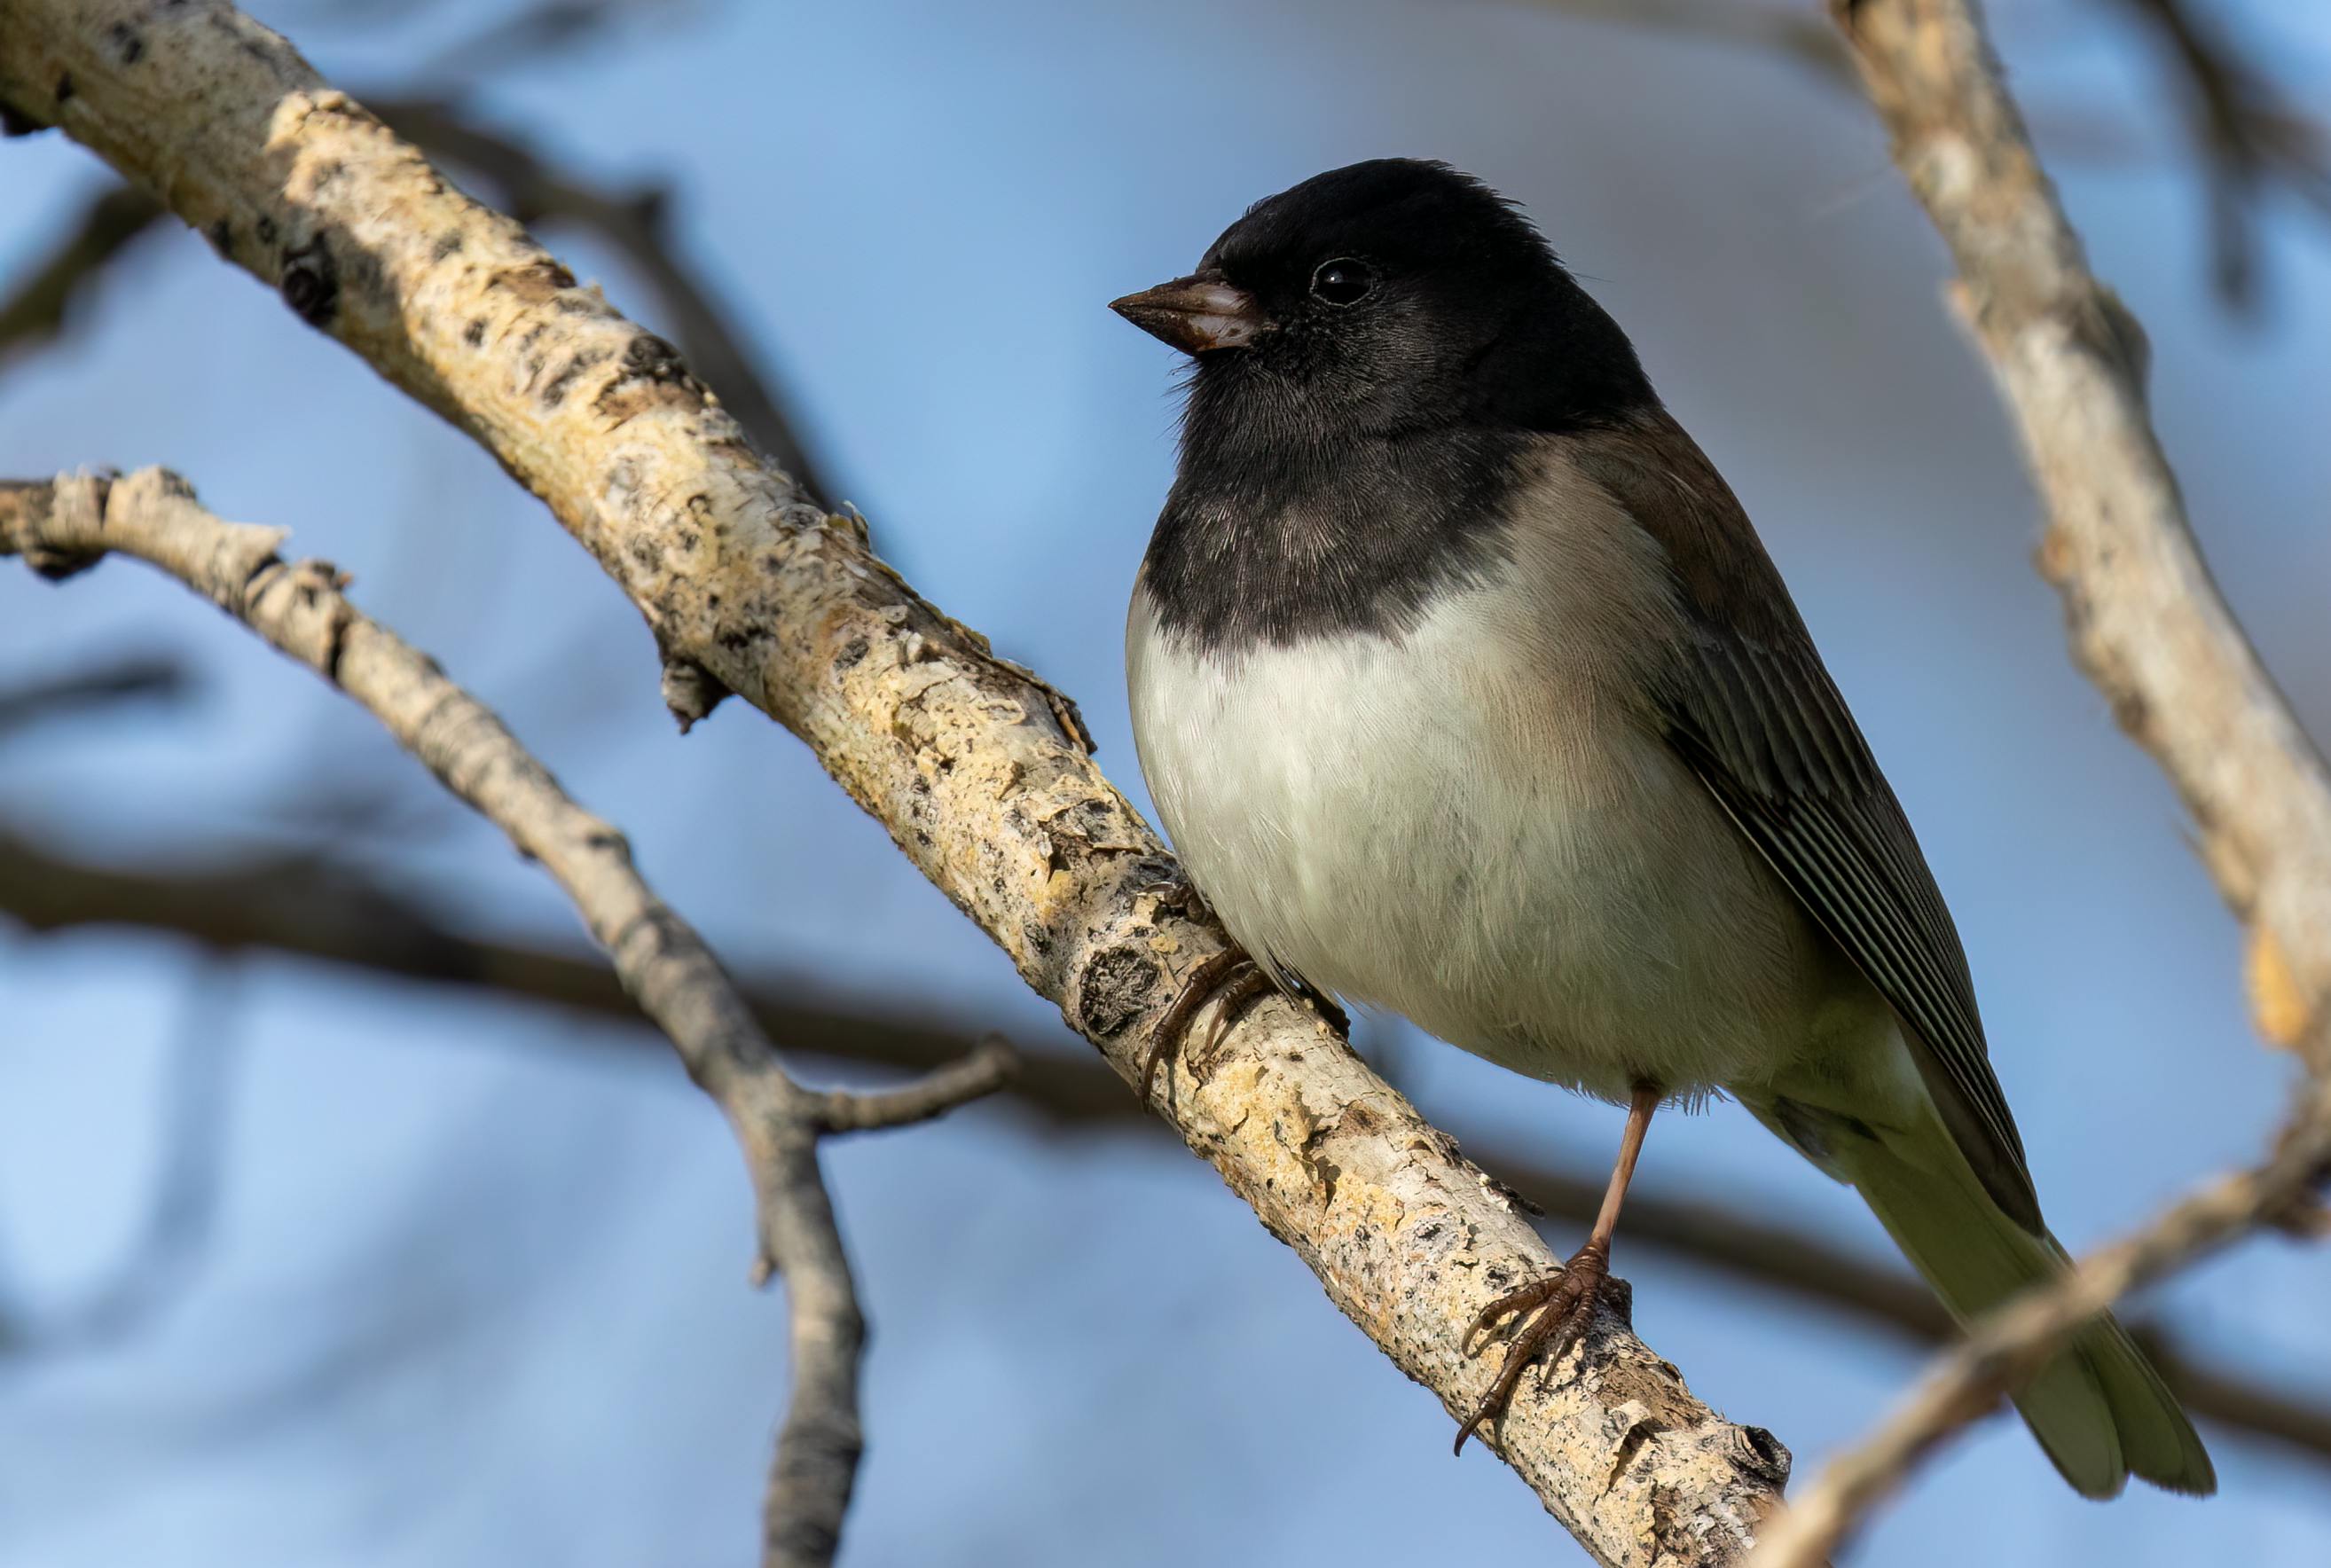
[1569,415,2042,1232]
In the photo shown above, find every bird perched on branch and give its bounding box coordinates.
[1111,157,2213,1497]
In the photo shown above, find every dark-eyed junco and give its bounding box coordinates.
[1111,158,2212,1495]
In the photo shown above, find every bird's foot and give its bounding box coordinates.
[1141,947,1275,1105]
[1453,1237,1612,1454]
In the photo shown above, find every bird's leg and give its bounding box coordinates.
[1454,1082,1660,1455]
[1141,948,1275,1104]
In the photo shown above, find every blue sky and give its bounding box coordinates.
[3,1,2328,1563]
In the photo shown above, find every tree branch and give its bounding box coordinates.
[0,467,1015,1568]
[1,5,1793,1558]
[1830,0,2331,1072]
[366,95,834,506]
[1738,2,2331,1556]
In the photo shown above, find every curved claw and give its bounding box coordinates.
[1452,1242,1611,1455]
[1202,964,1276,1056]
[1463,1274,1562,1354]
[1141,948,1257,1105]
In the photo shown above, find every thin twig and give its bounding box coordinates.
[812,1036,1019,1134]
[0,467,1014,1568]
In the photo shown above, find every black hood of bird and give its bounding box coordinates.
[1118,159,1661,649]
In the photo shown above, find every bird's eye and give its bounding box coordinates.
[1309,258,1376,307]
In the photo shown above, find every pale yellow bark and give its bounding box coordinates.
[1833,0,2331,1072]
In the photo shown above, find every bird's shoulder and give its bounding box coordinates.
[1526,412,1811,655]
[1534,412,2040,1224]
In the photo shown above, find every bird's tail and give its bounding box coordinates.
[1840,1118,2216,1499]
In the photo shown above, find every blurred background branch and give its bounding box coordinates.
[1531,0,1854,86]
[3,820,2325,1464]
[0,652,189,736]
[1535,0,2331,307]
[2108,0,2331,309]
[0,184,174,372]
[0,963,239,1357]
[0,98,829,504]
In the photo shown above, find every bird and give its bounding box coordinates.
[1109,157,2214,1497]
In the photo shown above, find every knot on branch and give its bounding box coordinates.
[660,653,730,732]
[595,330,709,423]
[279,234,339,326]
[18,469,113,580]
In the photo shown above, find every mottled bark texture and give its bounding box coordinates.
[0,468,1019,1568]
[0,4,1793,1562]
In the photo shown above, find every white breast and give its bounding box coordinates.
[1126,514,1850,1102]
